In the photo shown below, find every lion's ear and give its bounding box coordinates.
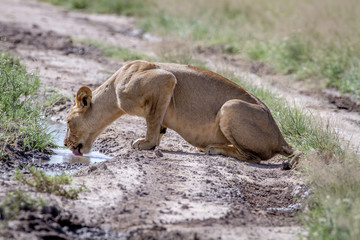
[75,86,92,111]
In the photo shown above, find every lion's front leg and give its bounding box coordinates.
[132,119,167,150]
[130,70,177,150]
[132,123,167,150]
[132,137,156,150]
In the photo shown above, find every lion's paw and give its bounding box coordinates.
[132,138,156,150]
[205,146,217,155]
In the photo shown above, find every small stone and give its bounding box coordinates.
[181,204,189,209]
[154,149,163,158]
[281,161,291,170]
[88,165,97,173]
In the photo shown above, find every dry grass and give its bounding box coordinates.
[302,152,360,240]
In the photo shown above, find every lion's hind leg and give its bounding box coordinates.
[216,99,284,163]
[205,144,261,164]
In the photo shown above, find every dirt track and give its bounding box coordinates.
[1,0,359,239]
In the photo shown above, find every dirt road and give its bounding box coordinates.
[1,0,359,239]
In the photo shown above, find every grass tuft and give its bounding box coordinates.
[0,190,45,221]
[302,153,360,240]
[15,167,87,199]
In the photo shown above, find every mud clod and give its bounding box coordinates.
[0,22,102,59]
[154,149,164,158]
[327,93,360,112]
[2,204,123,240]
[281,161,291,170]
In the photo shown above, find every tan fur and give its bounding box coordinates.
[64,60,300,167]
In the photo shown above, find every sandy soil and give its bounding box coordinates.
[1,0,359,239]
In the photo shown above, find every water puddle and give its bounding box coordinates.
[47,120,111,165]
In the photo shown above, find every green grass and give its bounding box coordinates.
[302,153,360,240]
[0,53,54,160]
[15,167,87,199]
[243,36,360,96]
[0,190,45,221]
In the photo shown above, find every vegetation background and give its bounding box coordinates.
[43,0,360,96]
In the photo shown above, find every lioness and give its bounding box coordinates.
[64,60,299,168]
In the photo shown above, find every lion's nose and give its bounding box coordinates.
[64,142,67,147]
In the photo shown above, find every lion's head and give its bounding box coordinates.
[64,86,96,156]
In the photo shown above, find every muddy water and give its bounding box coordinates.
[47,120,111,165]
